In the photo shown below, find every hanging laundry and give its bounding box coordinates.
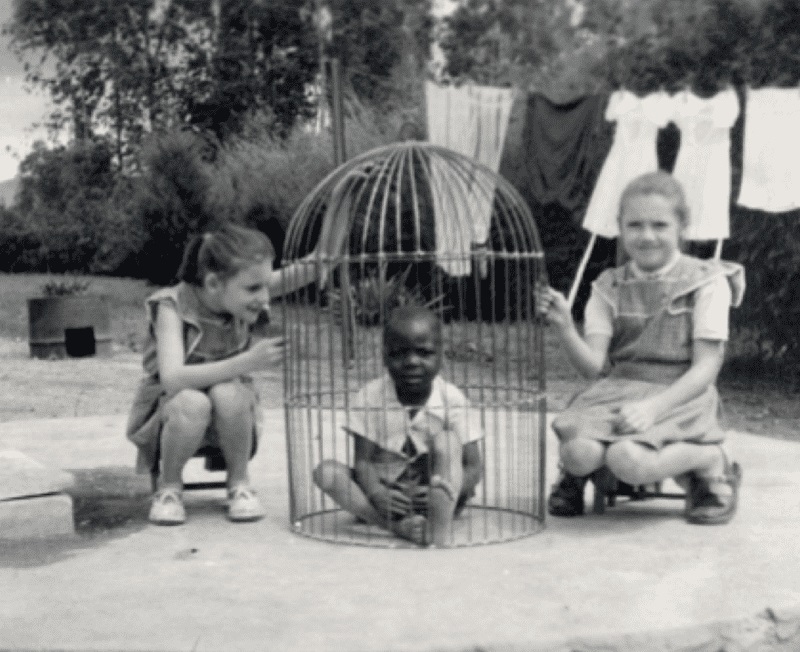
[581,89,673,238]
[425,81,515,276]
[522,93,613,216]
[670,88,739,241]
[737,87,800,213]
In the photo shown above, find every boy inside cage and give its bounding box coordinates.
[313,305,483,546]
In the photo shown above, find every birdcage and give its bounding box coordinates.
[280,142,547,547]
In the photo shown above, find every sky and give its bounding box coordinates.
[0,2,53,181]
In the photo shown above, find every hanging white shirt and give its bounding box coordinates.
[737,87,800,213]
[425,81,515,275]
[582,90,673,238]
[670,88,739,241]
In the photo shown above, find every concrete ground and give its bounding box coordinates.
[1,411,799,652]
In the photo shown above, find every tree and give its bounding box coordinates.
[11,139,120,271]
[325,0,432,104]
[7,0,322,162]
[7,0,432,159]
[184,0,319,139]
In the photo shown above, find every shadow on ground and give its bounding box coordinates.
[0,466,151,569]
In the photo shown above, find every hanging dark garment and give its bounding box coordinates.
[522,93,613,221]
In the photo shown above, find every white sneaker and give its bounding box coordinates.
[227,485,266,522]
[149,487,186,525]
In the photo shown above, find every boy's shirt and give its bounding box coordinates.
[346,374,480,469]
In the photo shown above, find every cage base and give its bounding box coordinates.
[291,505,544,548]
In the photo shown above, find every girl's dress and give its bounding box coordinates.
[126,283,260,473]
[552,255,745,448]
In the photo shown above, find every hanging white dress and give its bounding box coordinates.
[670,88,739,241]
[737,87,800,213]
[581,90,673,238]
[425,81,515,275]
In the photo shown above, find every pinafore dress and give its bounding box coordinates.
[552,256,745,448]
[126,283,260,473]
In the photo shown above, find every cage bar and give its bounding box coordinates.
[281,143,548,547]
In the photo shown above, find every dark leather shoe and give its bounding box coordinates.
[547,472,588,517]
[686,461,742,525]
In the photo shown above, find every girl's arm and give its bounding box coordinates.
[537,286,610,378]
[268,254,319,298]
[617,339,725,433]
[156,303,283,395]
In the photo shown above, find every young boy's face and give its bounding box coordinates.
[384,313,442,401]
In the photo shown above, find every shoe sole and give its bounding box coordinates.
[227,512,265,523]
[149,517,186,526]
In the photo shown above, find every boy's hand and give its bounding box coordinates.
[614,400,658,434]
[247,336,285,368]
[535,284,572,330]
[409,485,429,513]
[369,485,412,518]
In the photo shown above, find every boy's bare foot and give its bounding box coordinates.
[391,514,428,545]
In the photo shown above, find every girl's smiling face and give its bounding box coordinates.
[619,193,683,273]
[210,259,273,324]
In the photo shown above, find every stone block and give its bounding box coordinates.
[0,449,74,501]
[0,493,75,540]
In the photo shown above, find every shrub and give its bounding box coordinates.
[207,101,415,261]
[0,140,137,274]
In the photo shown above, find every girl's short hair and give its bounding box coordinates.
[618,171,690,229]
[177,223,276,285]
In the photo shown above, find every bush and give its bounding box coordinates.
[0,140,125,273]
[207,102,415,261]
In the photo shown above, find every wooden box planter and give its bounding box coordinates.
[27,294,112,359]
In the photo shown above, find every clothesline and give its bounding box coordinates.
[423,80,800,295]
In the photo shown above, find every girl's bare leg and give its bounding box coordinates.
[160,389,212,489]
[605,439,727,486]
[559,438,607,476]
[210,381,254,489]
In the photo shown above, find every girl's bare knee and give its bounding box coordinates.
[209,381,251,418]
[551,414,579,442]
[163,389,212,433]
[605,441,654,485]
[560,439,604,476]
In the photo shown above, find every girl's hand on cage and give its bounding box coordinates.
[613,401,657,434]
[247,336,285,369]
[535,285,571,329]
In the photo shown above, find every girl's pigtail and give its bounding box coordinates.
[177,233,206,285]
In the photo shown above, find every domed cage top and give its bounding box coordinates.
[279,142,548,547]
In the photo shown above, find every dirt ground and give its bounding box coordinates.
[2,334,799,442]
